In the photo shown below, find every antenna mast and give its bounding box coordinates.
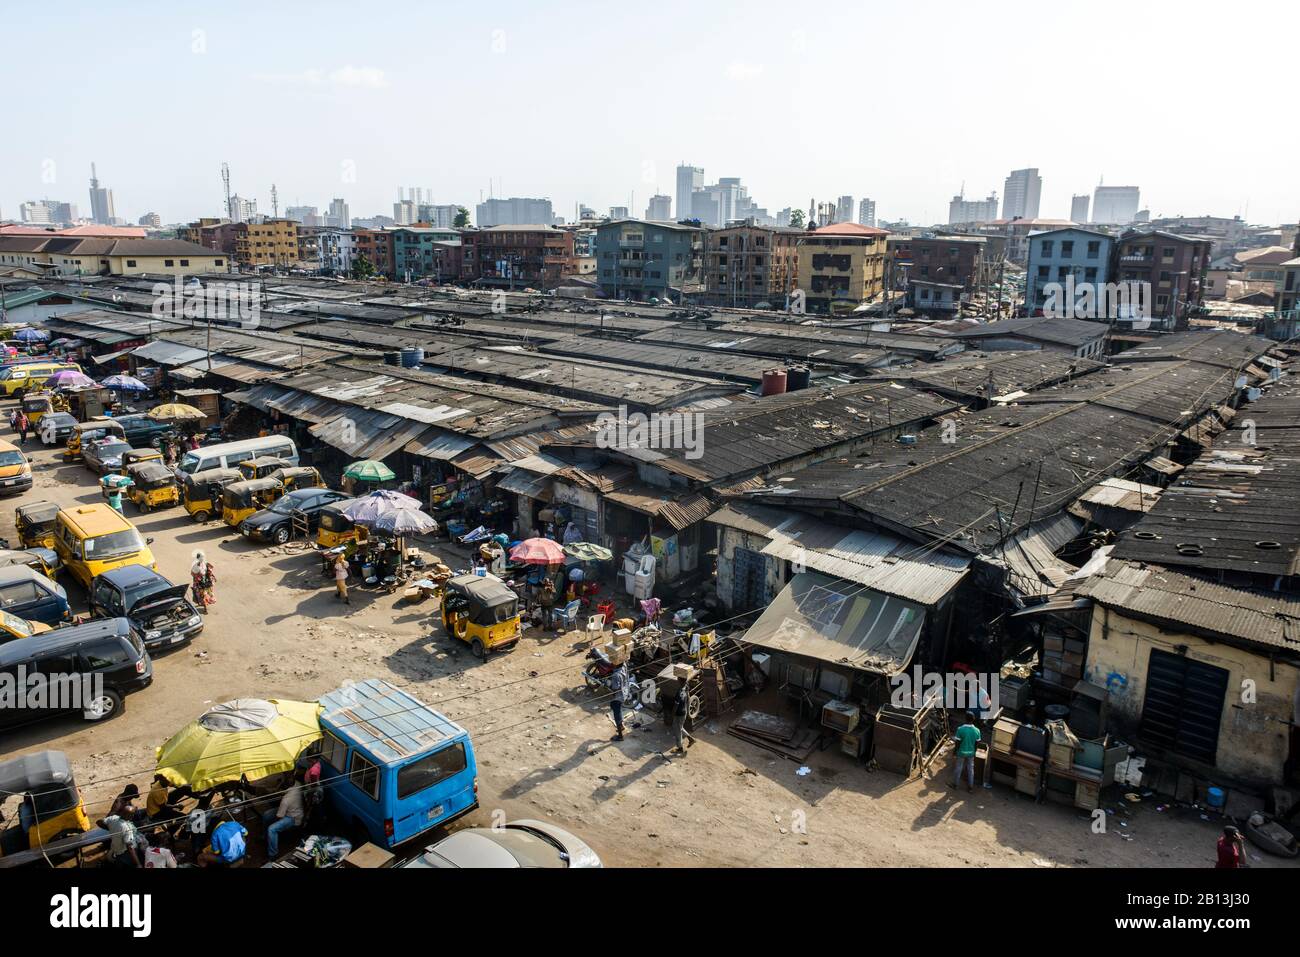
[221,162,232,220]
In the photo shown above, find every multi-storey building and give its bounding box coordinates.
[595,219,703,302]
[858,198,877,228]
[475,197,554,227]
[391,226,462,280]
[948,192,999,225]
[1112,229,1212,328]
[1002,168,1041,221]
[1092,185,1141,224]
[1024,227,1115,316]
[703,222,803,307]
[234,218,299,268]
[352,228,394,277]
[889,234,989,297]
[318,228,356,276]
[1070,194,1091,224]
[675,164,703,222]
[645,194,672,221]
[796,222,889,314]
[460,225,575,288]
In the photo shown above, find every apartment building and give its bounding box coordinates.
[703,222,803,307]
[352,228,395,277]
[796,222,889,314]
[1024,227,1115,315]
[391,226,462,280]
[1113,230,1212,328]
[594,219,703,302]
[460,225,575,289]
[234,218,300,268]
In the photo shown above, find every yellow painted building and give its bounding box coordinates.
[235,219,300,267]
[0,237,226,277]
[796,222,889,314]
[1076,560,1300,787]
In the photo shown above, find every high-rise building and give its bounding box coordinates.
[475,197,554,227]
[227,195,256,222]
[326,198,350,229]
[858,198,877,228]
[645,194,672,221]
[948,192,999,224]
[1002,168,1042,220]
[1071,194,1091,224]
[285,206,320,226]
[675,164,703,222]
[1092,185,1141,224]
[417,204,461,228]
[836,196,855,224]
[137,212,161,228]
[88,163,115,225]
[19,201,52,224]
[393,199,416,225]
[609,206,630,220]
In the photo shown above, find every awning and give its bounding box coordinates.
[131,340,209,366]
[404,429,477,460]
[508,452,567,475]
[92,347,135,364]
[496,467,554,500]
[991,513,1082,599]
[309,409,426,460]
[741,571,926,677]
[604,487,715,531]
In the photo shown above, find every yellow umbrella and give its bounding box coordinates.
[147,402,205,421]
[155,698,322,791]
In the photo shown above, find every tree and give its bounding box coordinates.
[789,209,805,228]
[351,255,376,281]
[453,207,470,228]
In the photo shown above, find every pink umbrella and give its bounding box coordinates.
[509,537,566,565]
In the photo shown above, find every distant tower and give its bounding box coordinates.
[271,184,279,218]
[808,198,816,227]
[221,162,233,220]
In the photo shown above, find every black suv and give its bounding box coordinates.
[0,617,152,729]
[89,565,203,651]
[239,487,350,544]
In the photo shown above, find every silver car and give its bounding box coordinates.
[399,819,602,869]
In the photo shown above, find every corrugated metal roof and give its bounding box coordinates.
[992,513,1083,599]
[604,486,715,531]
[509,453,567,475]
[1075,559,1300,652]
[403,429,477,460]
[496,468,554,500]
[709,502,968,605]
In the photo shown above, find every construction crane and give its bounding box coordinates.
[221,162,232,220]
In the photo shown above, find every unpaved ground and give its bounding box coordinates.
[1,439,1293,869]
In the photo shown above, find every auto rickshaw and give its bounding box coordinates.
[19,392,62,427]
[181,467,242,523]
[125,462,180,512]
[221,477,283,528]
[440,573,522,658]
[317,498,367,549]
[0,751,95,864]
[14,500,59,549]
[118,447,164,476]
[237,456,290,480]
[269,465,324,492]
[64,419,126,462]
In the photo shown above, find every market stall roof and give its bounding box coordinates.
[741,571,926,676]
[496,467,554,500]
[707,501,969,606]
[403,429,478,460]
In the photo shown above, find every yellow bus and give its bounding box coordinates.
[52,503,157,589]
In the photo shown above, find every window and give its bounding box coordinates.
[1087,241,1100,258]
[126,260,137,267]
[0,581,40,607]
[319,731,349,772]
[164,260,174,267]
[1040,240,1053,257]
[1037,266,1049,279]
[1085,267,1097,281]
[348,750,381,800]
[180,259,189,266]
[80,639,130,670]
[396,743,467,799]
[1060,241,1073,256]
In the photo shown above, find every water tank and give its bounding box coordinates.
[761,369,788,396]
[383,351,401,366]
[399,347,424,368]
[786,365,811,391]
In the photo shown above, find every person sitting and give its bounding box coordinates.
[197,819,248,867]
[261,771,305,860]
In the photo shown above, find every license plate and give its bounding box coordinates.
[1,479,13,486]
[426,805,444,821]
[172,633,187,643]
[241,528,250,536]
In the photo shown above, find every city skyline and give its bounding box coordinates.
[1,0,1295,227]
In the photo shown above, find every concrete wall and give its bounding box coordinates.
[715,526,785,612]
[1085,605,1299,786]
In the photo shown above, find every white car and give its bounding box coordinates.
[398,819,602,869]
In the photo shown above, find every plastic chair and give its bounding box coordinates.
[555,600,581,631]
[586,613,606,636]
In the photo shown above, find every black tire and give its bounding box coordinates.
[193,509,210,523]
[470,638,486,659]
[273,524,290,545]
[83,688,123,722]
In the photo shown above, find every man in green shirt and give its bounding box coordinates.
[950,712,981,793]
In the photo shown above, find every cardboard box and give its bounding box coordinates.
[993,717,1019,753]
[1049,742,1074,770]
[672,663,696,681]
[604,642,628,664]
[611,629,633,646]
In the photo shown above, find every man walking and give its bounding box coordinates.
[950,711,981,793]
[608,661,630,742]
[672,679,697,755]
[333,552,350,605]
[14,410,28,445]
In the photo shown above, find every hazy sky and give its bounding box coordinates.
[3,0,1296,227]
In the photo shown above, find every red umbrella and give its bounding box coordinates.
[509,537,566,565]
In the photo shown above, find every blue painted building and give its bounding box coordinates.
[594,219,703,302]
[1025,227,1114,317]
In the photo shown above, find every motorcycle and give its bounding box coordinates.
[583,646,644,701]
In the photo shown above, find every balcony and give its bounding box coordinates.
[1119,253,1153,263]
[618,238,644,248]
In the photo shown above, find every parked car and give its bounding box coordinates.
[89,565,203,651]
[0,440,32,496]
[0,565,70,625]
[0,617,152,728]
[111,414,175,449]
[0,609,50,643]
[38,412,77,447]
[82,438,133,476]
[396,820,602,868]
[239,487,350,544]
